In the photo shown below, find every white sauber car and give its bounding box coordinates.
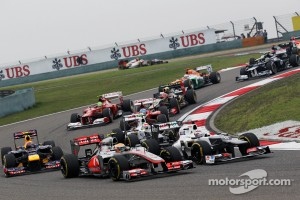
[147,122,271,164]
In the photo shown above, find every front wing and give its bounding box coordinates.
[120,160,194,181]
[3,160,60,177]
[204,146,271,164]
[67,117,109,131]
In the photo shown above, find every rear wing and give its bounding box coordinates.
[151,121,181,132]
[13,130,38,139]
[195,64,213,73]
[133,98,155,106]
[123,113,145,122]
[101,91,122,99]
[72,134,102,146]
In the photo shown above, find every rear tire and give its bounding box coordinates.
[249,58,256,65]
[185,89,197,104]
[289,54,300,67]
[169,98,180,113]
[157,114,168,123]
[183,79,193,89]
[158,106,169,122]
[266,62,277,74]
[60,154,80,178]
[119,119,131,131]
[122,99,134,112]
[191,141,212,164]
[111,128,125,144]
[141,139,160,155]
[125,134,140,147]
[209,71,221,84]
[51,146,64,160]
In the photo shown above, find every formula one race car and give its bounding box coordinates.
[147,122,271,164]
[118,58,168,70]
[174,65,221,89]
[60,134,193,181]
[236,41,299,81]
[153,82,197,115]
[67,91,133,130]
[1,130,63,177]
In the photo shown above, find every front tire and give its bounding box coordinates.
[191,141,212,164]
[160,146,182,162]
[125,134,140,147]
[102,108,113,123]
[108,155,130,181]
[51,146,64,161]
[1,147,12,165]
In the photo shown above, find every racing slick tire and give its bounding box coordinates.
[166,129,180,142]
[169,98,180,114]
[160,146,182,162]
[289,54,300,67]
[70,113,80,123]
[266,61,277,74]
[119,119,131,131]
[111,128,125,143]
[184,79,193,89]
[185,89,197,104]
[122,99,134,113]
[141,139,160,155]
[158,106,169,122]
[240,67,247,75]
[191,141,212,164]
[103,108,113,122]
[209,71,221,84]
[291,47,298,55]
[238,132,260,155]
[1,147,12,165]
[51,146,64,160]
[3,153,17,168]
[157,114,168,123]
[60,154,80,178]
[43,140,56,147]
[249,58,256,65]
[125,134,140,147]
[108,155,130,181]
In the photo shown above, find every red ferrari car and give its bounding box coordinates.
[67,91,134,130]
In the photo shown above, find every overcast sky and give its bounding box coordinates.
[0,0,299,65]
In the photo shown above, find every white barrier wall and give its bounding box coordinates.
[0,29,216,81]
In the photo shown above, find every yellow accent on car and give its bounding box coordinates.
[28,154,40,162]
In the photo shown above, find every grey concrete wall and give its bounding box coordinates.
[0,88,35,117]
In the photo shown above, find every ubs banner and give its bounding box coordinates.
[0,29,216,81]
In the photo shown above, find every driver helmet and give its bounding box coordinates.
[140,108,147,115]
[142,122,149,129]
[24,135,33,148]
[98,96,106,102]
[163,87,170,93]
[113,143,126,152]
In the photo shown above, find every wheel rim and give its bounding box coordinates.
[109,160,120,179]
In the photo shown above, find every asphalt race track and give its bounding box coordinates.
[1,67,299,200]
